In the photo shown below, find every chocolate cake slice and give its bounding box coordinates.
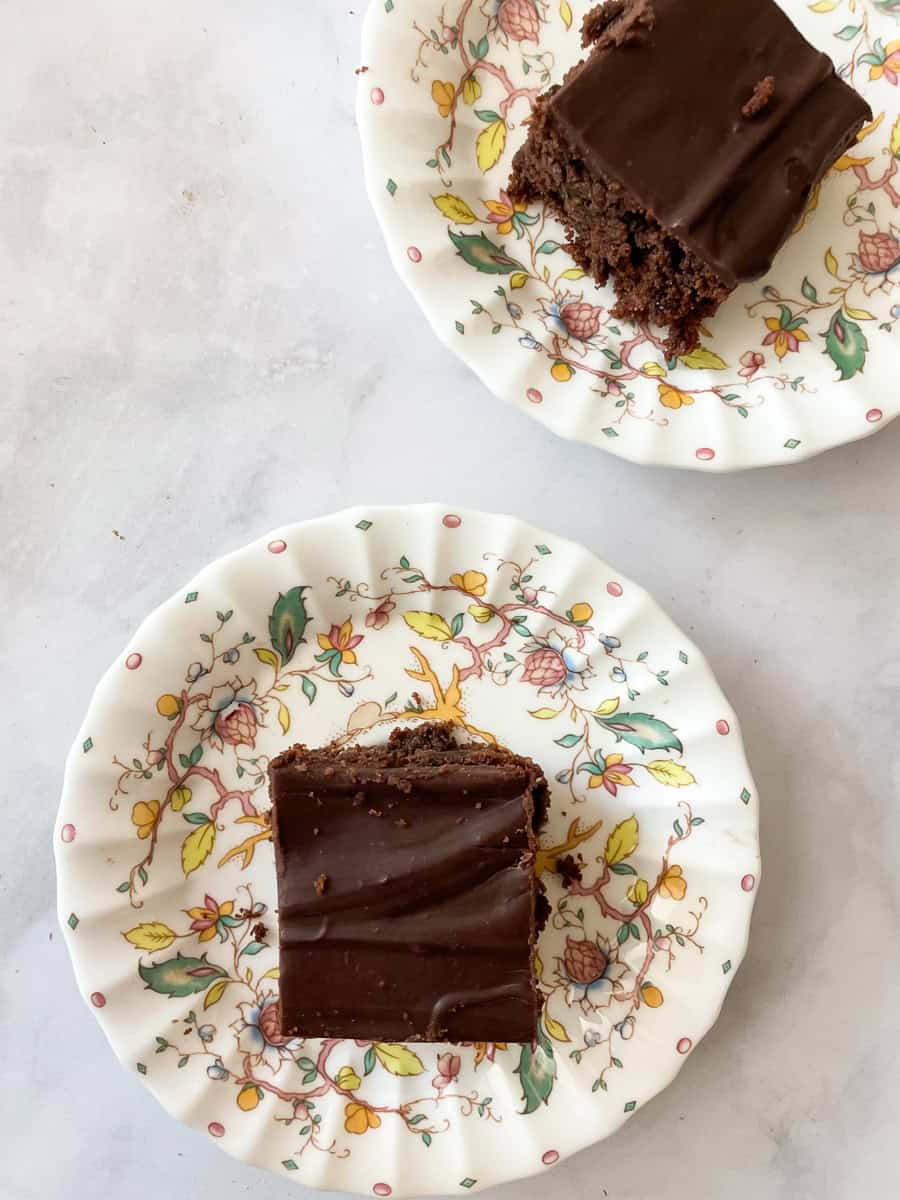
[268,723,549,1043]
[508,0,872,354]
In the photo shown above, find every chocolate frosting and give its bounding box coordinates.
[549,0,871,285]
[269,726,546,1042]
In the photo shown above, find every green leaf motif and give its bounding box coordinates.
[301,676,317,705]
[139,953,227,998]
[822,311,868,381]
[554,733,583,749]
[515,1026,556,1115]
[448,230,523,276]
[596,711,683,754]
[609,861,636,876]
[269,586,311,665]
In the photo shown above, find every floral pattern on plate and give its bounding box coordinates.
[57,506,759,1196]
[359,0,900,469]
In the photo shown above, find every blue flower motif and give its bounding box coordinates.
[231,992,302,1074]
[207,1057,228,1080]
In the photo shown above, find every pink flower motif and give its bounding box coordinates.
[365,599,396,630]
[563,936,608,985]
[193,678,263,750]
[561,301,602,342]
[521,646,568,691]
[521,630,591,694]
[432,1052,461,1093]
[497,0,541,43]
[218,703,258,747]
[739,351,765,380]
[857,230,900,275]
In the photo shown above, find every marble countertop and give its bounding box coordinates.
[3,3,898,1199]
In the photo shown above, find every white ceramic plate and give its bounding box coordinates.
[358,0,900,471]
[56,505,759,1196]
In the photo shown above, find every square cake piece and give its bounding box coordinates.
[508,0,872,354]
[269,724,548,1043]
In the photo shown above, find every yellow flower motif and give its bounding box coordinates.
[627,878,649,906]
[471,1041,507,1067]
[156,693,181,718]
[763,317,809,360]
[587,753,635,795]
[184,896,235,942]
[551,361,574,382]
[659,863,687,900]
[344,1102,381,1134]
[658,383,695,409]
[237,1084,262,1111]
[431,79,456,118]
[641,982,664,1008]
[569,602,593,625]
[316,619,363,664]
[483,192,528,235]
[468,604,494,623]
[869,40,900,84]
[131,799,160,840]
[462,76,482,105]
[336,1065,362,1091]
[450,570,488,596]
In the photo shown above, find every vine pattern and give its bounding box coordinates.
[109,543,715,1155]
[402,0,899,427]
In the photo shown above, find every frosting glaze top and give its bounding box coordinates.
[268,726,547,1043]
[549,0,872,286]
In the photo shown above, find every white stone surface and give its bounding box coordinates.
[1,3,898,1199]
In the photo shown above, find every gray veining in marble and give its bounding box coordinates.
[2,3,899,1199]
